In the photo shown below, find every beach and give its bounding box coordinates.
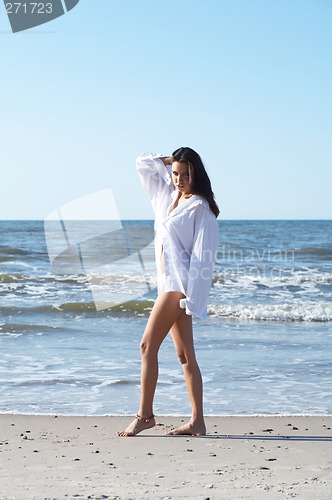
[0,414,331,499]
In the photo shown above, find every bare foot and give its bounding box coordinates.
[166,419,206,436]
[117,414,155,437]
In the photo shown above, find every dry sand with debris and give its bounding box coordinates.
[0,414,331,499]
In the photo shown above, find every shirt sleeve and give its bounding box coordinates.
[179,205,219,319]
[136,153,173,212]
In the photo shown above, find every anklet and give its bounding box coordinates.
[135,414,154,423]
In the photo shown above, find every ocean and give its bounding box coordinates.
[0,220,331,416]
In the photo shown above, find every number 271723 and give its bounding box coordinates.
[5,3,53,14]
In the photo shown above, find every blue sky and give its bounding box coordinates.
[1,0,331,220]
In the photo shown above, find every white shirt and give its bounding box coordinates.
[136,153,219,319]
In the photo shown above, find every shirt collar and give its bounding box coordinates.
[167,193,210,217]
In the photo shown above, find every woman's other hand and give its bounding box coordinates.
[160,156,173,166]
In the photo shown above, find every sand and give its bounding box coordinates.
[0,414,331,499]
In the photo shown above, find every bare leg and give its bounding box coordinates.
[117,290,185,437]
[166,310,206,436]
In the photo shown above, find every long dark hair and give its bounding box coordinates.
[172,147,220,218]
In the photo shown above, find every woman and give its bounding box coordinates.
[117,147,219,437]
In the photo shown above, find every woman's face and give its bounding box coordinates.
[171,161,191,195]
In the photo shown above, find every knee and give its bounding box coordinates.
[177,350,197,366]
[140,340,148,356]
[177,351,188,365]
[140,340,157,358]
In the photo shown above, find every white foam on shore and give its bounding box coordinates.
[208,302,332,322]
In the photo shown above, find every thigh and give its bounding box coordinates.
[142,290,185,349]
[170,310,196,360]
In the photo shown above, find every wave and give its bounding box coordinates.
[208,303,332,322]
[0,246,29,256]
[294,247,332,260]
[55,299,154,314]
[0,273,26,283]
[2,268,332,290]
[9,377,139,388]
[2,300,331,322]
[98,379,140,387]
[10,378,96,387]
[0,299,155,316]
[0,272,88,283]
[213,271,332,288]
[10,378,173,388]
[0,323,67,334]
[0,271,156,285]
[295,246,332,255]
